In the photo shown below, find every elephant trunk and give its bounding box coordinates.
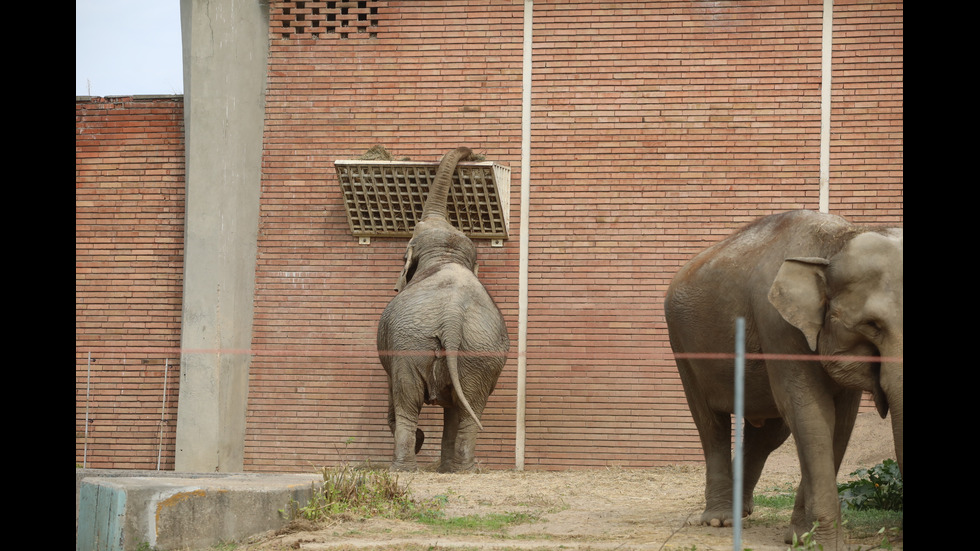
[880,357,903,476]
[421,147,473,222]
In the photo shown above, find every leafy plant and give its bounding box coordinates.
[838,459,903,511]
[788,522,823,550]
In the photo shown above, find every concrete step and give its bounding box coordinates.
[76,469,322,551]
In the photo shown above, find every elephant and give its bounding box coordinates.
[664,210,903,549]
[377,146,510,473]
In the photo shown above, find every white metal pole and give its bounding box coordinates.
[516,0,533,471]
[819,0,834,214]
[733,317,745,550]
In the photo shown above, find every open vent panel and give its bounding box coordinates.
[335,160,511,240]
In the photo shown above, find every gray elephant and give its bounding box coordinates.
[377,146,510,472]
[665,210,903,549]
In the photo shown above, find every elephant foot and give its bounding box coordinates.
[700,506,750,528]
[389,459,419,472]
[784,520,844,549]
[700,509,733,527]
[437,460,476,473]
[437,464,473,474]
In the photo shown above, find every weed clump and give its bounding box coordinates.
[282,465,433,522]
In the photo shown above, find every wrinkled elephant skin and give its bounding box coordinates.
[377,147,510,473]
[665,210,903,549]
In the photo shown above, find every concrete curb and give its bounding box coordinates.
[76,469,322,551]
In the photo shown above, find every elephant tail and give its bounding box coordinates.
[441,337,484,431]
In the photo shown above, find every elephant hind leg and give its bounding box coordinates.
[698,410,736,526]
[438,406,460,473]
[387,359,427,472]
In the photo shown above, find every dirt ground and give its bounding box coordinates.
[241,412,900,551]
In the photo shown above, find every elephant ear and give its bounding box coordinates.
[768,257,830,351]
[395,244,416,292]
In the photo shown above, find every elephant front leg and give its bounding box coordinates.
[779,395,856,549]
[784,391,861,548]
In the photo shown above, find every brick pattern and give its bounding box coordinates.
[527,1,821,468]
[75,96,185,469]
[829,0,903,221]
[74,1,902,471]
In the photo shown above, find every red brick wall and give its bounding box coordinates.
[75,96,185,469]
[246,0,902,472]
[830,1,903,219]
[74,1,902,472]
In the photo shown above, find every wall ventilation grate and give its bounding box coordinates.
[335,160,511,240]
[273,1,381,40]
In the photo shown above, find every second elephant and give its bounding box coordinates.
[665,210,903,549]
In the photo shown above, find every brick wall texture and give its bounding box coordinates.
[76,96,185,469]
[75,1,902,472]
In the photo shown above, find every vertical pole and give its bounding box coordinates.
[818,0,834,214]
[733,317,745,550]
[516,0,533,471]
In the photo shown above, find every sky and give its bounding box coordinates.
[76,1,184,96]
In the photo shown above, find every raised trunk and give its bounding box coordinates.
[420,146,473,222]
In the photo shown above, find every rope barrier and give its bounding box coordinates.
[75,347,901,364]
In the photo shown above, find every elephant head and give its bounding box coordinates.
[768,227,903,474]
[394,146,479,293]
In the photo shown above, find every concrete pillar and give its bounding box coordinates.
[175,0,269,472]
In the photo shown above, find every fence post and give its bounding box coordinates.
[733,317,745,550]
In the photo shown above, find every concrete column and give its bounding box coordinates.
[175,0,269,472]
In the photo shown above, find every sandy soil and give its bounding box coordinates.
[240,412,900,551]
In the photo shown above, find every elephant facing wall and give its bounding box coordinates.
[665,210,903,549]
[377,147,510,473]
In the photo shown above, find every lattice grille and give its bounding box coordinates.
[272,1,380,40]
[335,160,511,240]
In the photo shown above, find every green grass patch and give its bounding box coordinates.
[753,489,795,510]
[415,510,539,533]
[282,465,537,539]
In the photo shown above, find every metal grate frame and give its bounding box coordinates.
[335,160,511,240]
